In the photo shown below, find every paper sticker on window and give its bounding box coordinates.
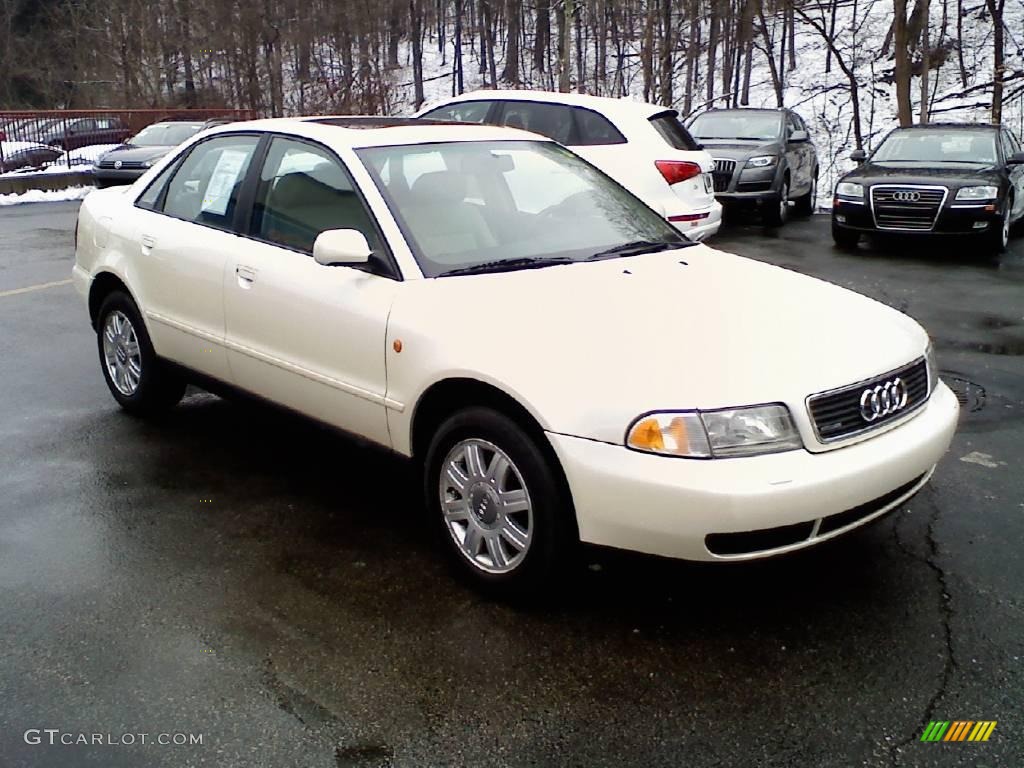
[202,149,249,215]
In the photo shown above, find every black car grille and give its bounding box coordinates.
[871,186,946,230]
[808,358,929,442]
[712,159,735,192]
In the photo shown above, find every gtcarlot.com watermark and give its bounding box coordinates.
[24,729,203,747]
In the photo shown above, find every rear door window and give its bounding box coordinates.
[497,102,575,144]
[422,101,494,124]
[160,134,260,231]
[572,108,626,146]
[648,113,700,150]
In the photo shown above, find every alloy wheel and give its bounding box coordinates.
[102,310,142,396]
[439,438,533,574]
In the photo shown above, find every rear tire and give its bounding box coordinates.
[96,291,186,415]
[832,221,859,249]
[424,406,576,598]
[763,179,790,227]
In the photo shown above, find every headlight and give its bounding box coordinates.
[142,159,155,168]
[626,404,802,459]
[745,155,777,168]
[836,182,864,198]
[925,343,939,394]
[955,185,998,200]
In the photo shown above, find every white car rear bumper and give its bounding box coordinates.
[667,200,722,241]
[548,380,959,561]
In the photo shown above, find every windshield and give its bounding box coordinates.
[357,140,687,277]
[689,111,782,141]
[130,123,204,147]
[871,129,998,164]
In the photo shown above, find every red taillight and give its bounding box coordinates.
[655,160,702,185]
[668,212,710,223]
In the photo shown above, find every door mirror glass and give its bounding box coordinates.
[789,129,809,143]
[313,229,372,266]
[850,149,867,162]
[1007,151,1024,165]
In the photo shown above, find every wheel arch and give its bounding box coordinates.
[88,271,141,331]
[410,377,578,534]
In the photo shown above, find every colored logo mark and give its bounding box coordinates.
[920,721,997,742]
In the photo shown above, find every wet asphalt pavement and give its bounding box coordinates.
[1,201,1022,768]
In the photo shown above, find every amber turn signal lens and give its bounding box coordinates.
[627,417,664,451]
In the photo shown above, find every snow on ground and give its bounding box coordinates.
[0,186,93,206]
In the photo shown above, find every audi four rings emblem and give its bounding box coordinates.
[892,190,921,202]
[859,378,909,422]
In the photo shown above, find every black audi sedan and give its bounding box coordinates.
[832,123,1024,253]
[687,107,819,226]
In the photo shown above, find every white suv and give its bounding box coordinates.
[417,90,722,241]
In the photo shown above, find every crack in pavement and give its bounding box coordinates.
[889,488,958,766]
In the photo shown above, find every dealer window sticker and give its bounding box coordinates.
[202,148,250,215]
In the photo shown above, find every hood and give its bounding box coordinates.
[696,140,782,160]
[844,161,1003,187]
[99,145,173,163]
[390,246,928,446]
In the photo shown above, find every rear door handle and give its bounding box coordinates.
[236,265,257,288]
[140,234,155,255]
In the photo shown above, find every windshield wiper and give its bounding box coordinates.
[585,240,687,261]
[438,256,576,277]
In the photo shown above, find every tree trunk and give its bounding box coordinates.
[500,0,521,84]
[410,0,425,107]
[893,0,913,125]
[919,0,930,123]
[985,0,1005,122]
[534,0,549,73]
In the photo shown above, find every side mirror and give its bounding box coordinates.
[789,129,809,143]
[313,229,372,266]
[1007,151,1024,165]
[850,149,867,162]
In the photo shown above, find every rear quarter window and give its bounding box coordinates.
[648,113,701,151]
[571,108,626,146]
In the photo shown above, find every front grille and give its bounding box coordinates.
[705,472,927,556]
[871,186,947,230]
[808,358,929,442]
[98,160,145,169]
[712,158,735,192]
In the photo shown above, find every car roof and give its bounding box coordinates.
[202,116,550,149]
[698,107,786,114]
[893,122,999,131]
[421,89,671,119]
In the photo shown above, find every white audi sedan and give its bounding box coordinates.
[73,117,959,595]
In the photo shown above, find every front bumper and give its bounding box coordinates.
[833,198,1003,235]
[548,381,958,561]
[712,164,780,204]
[93,167,146,185]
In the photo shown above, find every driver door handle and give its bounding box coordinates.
[236,265,257,288]
[140,234,155,256]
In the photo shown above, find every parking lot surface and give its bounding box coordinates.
[1,201,1022,767]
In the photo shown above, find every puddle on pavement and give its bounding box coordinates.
[944,376,986,413]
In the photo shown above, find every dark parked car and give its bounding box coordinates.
[832,123,1024,254]
[0,117,61,143]
[0,141,62,173]
[687,107,819,226]
[93,119,231,187]
[37,117,130,151]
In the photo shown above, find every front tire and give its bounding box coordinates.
[983,198,1011,255]
[424,407,575,597]
[832,220,860,249]
[763,179,790,227]
[96,291,186,415]
[794,172,817,216]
